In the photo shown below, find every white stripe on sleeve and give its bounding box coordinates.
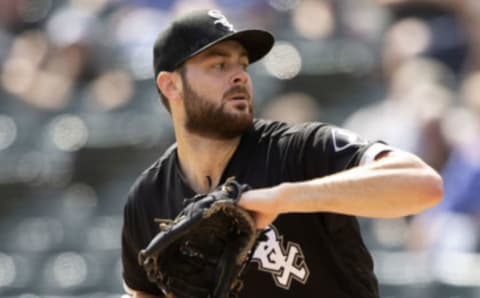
[359,143,394,165]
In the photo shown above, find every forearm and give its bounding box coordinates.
[277,152,443,218]
[239,151,443,228]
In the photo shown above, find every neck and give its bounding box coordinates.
[176,128,241,194]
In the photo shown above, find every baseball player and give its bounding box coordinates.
[121,9,443,298]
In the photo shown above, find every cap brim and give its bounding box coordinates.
[225,30,275,64]
[176,29,274,68]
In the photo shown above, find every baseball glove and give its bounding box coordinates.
[138,178,258,298]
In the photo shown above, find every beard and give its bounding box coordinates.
[182,78,253,140]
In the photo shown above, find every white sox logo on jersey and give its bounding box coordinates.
[251,225,310,289]
[208,10,235,32]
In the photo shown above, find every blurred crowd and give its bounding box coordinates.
[0,0,479,297]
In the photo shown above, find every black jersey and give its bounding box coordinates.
[122,119,380,297]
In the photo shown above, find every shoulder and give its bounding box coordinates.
[125,144,177,208]
[252,118,330,141]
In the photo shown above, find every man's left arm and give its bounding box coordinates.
[239,150,443,228]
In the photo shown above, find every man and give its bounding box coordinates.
[121,9,443,298]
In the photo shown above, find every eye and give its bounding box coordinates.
[213,62,226,70]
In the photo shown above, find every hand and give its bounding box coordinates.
[238,185,284,229]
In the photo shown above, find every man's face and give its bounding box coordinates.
[179,40,254,140]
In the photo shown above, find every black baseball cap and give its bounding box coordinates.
[153,9,275,76]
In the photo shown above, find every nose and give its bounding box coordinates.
[231,66,249,85]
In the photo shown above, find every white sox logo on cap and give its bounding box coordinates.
[208,9,235,32]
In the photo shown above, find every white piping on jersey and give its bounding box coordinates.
[359,143,394,165]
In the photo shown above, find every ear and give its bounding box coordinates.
[156,71,182,102]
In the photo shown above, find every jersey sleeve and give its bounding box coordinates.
[121,183,164,296]
[282,123,389,179]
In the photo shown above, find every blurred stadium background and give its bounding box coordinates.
[0,0,479,297]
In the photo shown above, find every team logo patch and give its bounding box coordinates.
[331,128,368,152]
[251,225,310,289]
[208,9,235,32]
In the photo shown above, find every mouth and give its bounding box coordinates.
[229,93,250,100]
[227,93,250,102]
[225,92,250,112]
[224,85,251,103]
